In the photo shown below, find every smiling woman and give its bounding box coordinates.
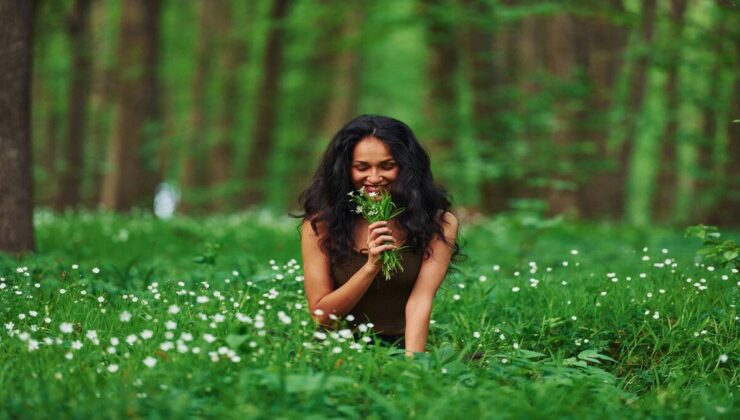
[296,115,461,356]
[350,137,399,193]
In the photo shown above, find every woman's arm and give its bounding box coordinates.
[301,219,394,328]
[404,212,459,356]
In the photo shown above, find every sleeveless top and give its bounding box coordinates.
[331,247,424,335]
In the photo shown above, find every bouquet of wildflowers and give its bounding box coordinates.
[348,187,406,280]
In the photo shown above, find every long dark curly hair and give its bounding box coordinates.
[296,114,461,268]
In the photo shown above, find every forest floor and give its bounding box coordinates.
[0,210,737,418]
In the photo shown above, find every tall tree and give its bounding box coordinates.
[32,0,68,207]
[542,13,580,216]
[180,0,218,212]
[286,0,363,209]
[243,0,291,207]
[652,0,688,223]
[706,0,740,225]
[507,13,548,206]
[697,3,736,224]
[318,2,361,146]
[56,0,92,210]
[712,80,740,225]
[101,0,162,210]
[574,1,629,219]
[459,0,512,213]
[86,0,117,207]
[621,0,658,222]
[209,1,250,212]
[421,0,459,188]
[0,0,35,252]
[32,11,58,207]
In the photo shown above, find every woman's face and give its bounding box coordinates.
[351,136,399,194]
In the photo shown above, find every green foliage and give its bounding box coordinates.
[685,224,740,269]
[193,242,221,266]
[0,211,738,417]
[28,0,739,223]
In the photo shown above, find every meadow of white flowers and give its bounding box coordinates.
[0,211,737,418]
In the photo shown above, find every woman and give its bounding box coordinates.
[297,115,460,356]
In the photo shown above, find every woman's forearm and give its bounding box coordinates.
[405,298,433,354]
[311,262,380,327]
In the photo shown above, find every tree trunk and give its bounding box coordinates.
[511,14,547,203]
[209,1,249,212]
[42,89,60,206]
[696,10,728,223]
[421,0,459,187]
[574,0,629,219]
[243,0,291,207]
[282,1,363,210]
[705,0,740,225]
[31,22,56,208]
[180,0,218,212]
[459,0,512,214]
[101,0,162,211]
[319,5,361,142]
[56,0,92,210]
[710,74,740,225]
[652,0,688,223]
[620,0,657,221]
[0,0,35,252]
[87,0,116,207]
[696,60,721,222]
[542,13,579,217]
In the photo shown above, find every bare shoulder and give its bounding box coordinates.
[439,211,459,239]
[440,211,458,227]
[301,218,327,240]
[301,219,316,238]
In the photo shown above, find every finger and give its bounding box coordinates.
[368,221,388,230]
[376,235,395,244]
[369,236,395,249]
[368,231,389,244]
[371,244,396,255]
[369,228,391,241]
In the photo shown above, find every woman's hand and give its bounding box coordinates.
[365,221,396,269]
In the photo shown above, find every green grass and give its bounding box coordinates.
[0,210,738,419]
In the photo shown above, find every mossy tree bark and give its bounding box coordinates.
[574,0,629,220]
[0,0,36,252]
[243,0,291,207]
[56,0,92,211]
[421,0,459,189]
[101,0,162,211]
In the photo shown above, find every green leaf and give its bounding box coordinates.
[723,250,738,261]
[517,349,547,359]
[577,349,616,364]
[389,207,405,219]
[563,357,588,367]
[225,334,248,348]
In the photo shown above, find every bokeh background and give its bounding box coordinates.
[31,0,739,225]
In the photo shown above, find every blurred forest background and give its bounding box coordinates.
[16,0,740,225]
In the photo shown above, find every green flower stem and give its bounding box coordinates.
[348,188,406,281]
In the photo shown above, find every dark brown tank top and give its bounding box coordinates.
[331,248,423,335]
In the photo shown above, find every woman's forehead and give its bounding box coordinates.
[352,137,395,161]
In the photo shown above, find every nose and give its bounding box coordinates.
[368,169,383,184]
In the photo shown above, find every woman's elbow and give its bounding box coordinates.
[309,306,338,329]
